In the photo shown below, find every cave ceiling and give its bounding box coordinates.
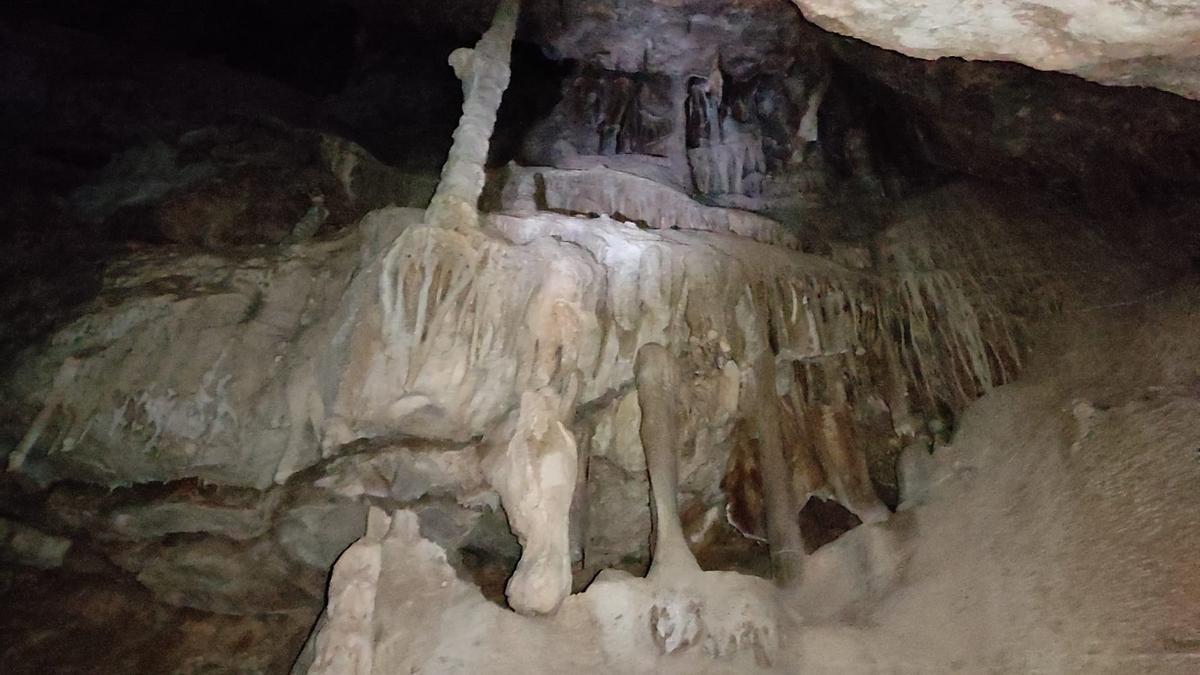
[351,0,1200,99]
[346,0,806,77]
[789,0,1200,100]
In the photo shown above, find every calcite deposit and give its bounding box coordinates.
[3,0,1199,672]
[789,0,1200,100]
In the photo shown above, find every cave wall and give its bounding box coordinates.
[3,2,1200,670]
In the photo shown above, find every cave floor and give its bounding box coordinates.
[0,562,317,674]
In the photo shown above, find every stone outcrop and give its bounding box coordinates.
[789,0,1200,100]
[0,518,71,569]
[783,282,1200,672]
[522,0,804,78]
[425,0,520,231]
[492,165,800,248]
[294,204,1199,673]
[3,175,1136,619]
[822,34,1200,212]
[3,2,1200,671]
[294,507,785,674]
[519,41,853,213]
[62,121,428,250]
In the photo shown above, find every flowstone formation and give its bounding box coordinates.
[4,0,1115,622]
[5,1,1200,672]
[634,343,780,659]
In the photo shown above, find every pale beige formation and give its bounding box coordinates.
[482,380,581,615]
[297,259,1200,674]
[2,184,1107,617]
[425,0,519,230]
[10,2,1194,669]
[495,165,800,249]
[6,356,79,473]
[790,0,1200,99]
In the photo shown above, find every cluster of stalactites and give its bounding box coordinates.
[367,205,1026,536]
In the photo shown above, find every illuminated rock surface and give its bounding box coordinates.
[2,1,1199,672]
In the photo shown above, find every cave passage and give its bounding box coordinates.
[2,0,1199,673]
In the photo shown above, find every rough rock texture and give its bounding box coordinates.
[4,227,370,488]
[0,517,70,569]
[3,1,1200,670]
[67,122,428,249]
[824,34,1200,211]
[783,281,1200,672]
[0,565,317,674]
[491,165,800,248]
[293,191,1200,672]
[790,0,1200,100]
[301,288,1200,675]
[509,2,1200,218]
[524,0,805,78]
[109,536,325,615]
[425,0,520,231]
[517,37,863,217]
[3,175,1148,622]
[296,508,784,674]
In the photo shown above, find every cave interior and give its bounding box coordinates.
[1,0,1199,672]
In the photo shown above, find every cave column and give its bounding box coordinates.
[752,351,807,585]
[425,0,520,231]
[635,344,703,578]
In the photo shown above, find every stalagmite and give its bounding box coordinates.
[634,343,782,662]
[481,378,581,615]
[424,0,520,231]
[303,508,389,675]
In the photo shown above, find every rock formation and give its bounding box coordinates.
[425,0,520,231]
[2,1,1199,672]
[789,0,1200,100]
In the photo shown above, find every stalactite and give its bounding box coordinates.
[425,0,520,231]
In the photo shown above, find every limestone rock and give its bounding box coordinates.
[319,134,437,211]
[111,537,324,615]
[6,169,1147,635]
[0,517,71,569]
[495,165,799,249]
[824,34,1200,212]
[313,444,490,504]
[276,500,369,570]
[5,180,1130,583]
[896,439,935,510]
[524,0,803,79]
[2,210,417,489]
[68,141,216,226]
[109,500,274,541]
[298,508,787,674]
[790,0,1200,99]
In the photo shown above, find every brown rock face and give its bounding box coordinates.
[824,33,1200,212]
